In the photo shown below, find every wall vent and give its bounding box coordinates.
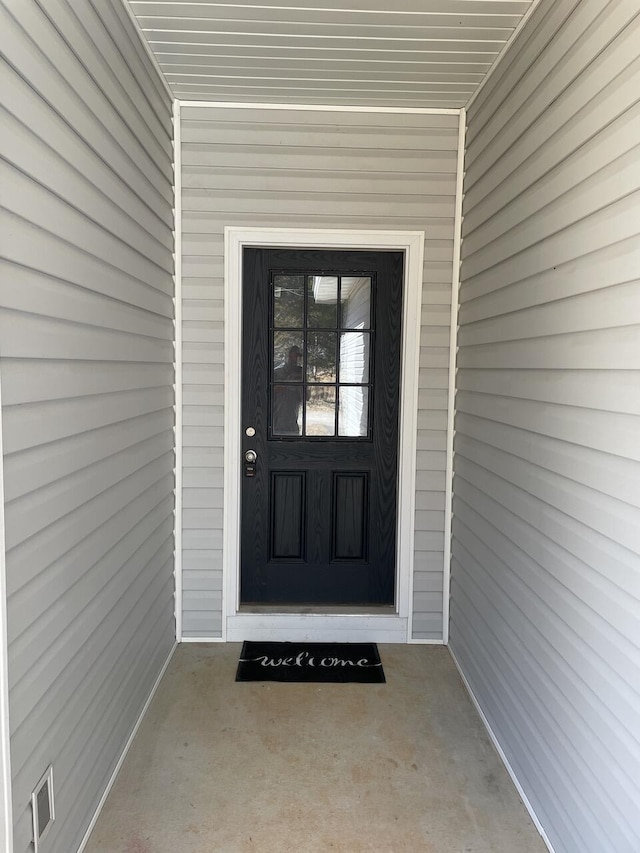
[31,765,55,851]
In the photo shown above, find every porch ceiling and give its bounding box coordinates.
[126,0,535,108]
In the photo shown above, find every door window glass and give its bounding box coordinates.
[307,332,337,383]
[340,277,371,329]
[272,334,303,435]
[308,277,338,328]
[272,384,303,435]
[338,387,369,437]
[306,387,336,436]
[271,271,373,439]
[273,275,304,328]
[339,332,370,383]
[273,333,303,382]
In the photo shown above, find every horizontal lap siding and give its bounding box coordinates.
[452,2,640,851]
[180,106,458,639]
[0,1,174,850]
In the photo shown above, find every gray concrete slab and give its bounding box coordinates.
[84,644,547,852]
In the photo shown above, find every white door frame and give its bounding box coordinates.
[223,227,424,643]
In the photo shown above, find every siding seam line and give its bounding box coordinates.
[462,177,640,267]
[459,235,640,302]
[1,258,174,318]
[458,272,640,322]
[455,406,640,462]
[452,481,639,606]
[454,443,639,532]
[460,190,640,282]
[7,491,175,637]
[0,307,174,342]
[1,209,174,303]
[2,165,173,277]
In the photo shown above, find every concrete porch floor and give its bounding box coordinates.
[85,644,546,852]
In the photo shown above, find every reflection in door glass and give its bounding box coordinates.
[339,332,370,383]
[307,332,337,383]
[272,384,303,435]
[338,387,369,437]
[308,277,338,328]
[272,333,304,435]
[340,277,371,329]
[306,386,336,436]
[273,332,303,382]
[273,275,305,328]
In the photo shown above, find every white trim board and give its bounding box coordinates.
[227,614,409,644]
[441,108,466,646]
[173,99,183,643]
[178,100,460,115]
[76,642,178,853]
[0,367,13,853]
[448,647,556,853]
[224,227,425,644]
[181,636,226,644]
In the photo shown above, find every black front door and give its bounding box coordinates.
[240,248,403,606]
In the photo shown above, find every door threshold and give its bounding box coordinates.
[239,604,395,616]
[227,609,408,642]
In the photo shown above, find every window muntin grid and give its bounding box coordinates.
[270,272,373,439]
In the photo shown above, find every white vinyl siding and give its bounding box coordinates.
[0,1,175,851]
[451,2,640,852]
[180,106,458,639]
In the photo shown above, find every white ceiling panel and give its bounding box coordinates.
[127,0,535,107]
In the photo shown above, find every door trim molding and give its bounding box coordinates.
[223,228,425,643]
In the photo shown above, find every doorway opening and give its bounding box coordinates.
[224,228,425,643]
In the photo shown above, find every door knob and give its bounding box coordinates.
[244,448,257,478]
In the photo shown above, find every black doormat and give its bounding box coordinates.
[236,641,385,683]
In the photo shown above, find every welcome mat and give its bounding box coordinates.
[236,641,385,683]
